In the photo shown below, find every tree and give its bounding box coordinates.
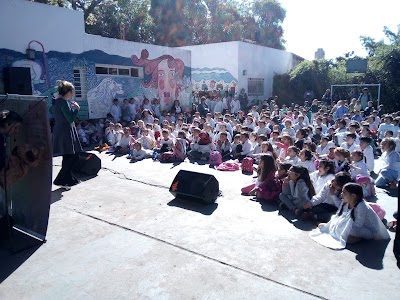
[150,0,189,46]
[250,0,286,49]
[86,0,154,43]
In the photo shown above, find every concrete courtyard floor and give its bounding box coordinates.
[0,152,399,299]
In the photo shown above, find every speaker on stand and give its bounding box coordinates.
[3,67,32,95]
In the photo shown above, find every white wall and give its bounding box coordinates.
[0,0,85,54]
[181,42,239,80]
[84,34,191,66]
[238,42,295,100]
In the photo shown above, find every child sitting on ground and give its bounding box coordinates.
[130,141,147,161]
[298,149,316,173]
[375,138,400,188]
[334,147,351,173]
[277,162,292,180]
[241,154,282,201]
[340,133,360,152]
[154,129,174,154]
[303,172,353,222]
[284,146,300,165]
[188,130,213,161]
[115,127,132,154]
[279,165,316,215]
[309,158,336,194]
[312,183,389,248]
[216,132,232,160]
[234,132,253,162]
[359,136,375,174]
[349,150,369,180]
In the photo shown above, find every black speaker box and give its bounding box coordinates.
[3,67,32,95]
[73,152,101,176]
[169,170,219,204]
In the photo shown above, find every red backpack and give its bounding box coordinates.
[241,157,254,174]
[209,151,222,166]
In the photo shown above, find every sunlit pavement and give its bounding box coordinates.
[0,153,398,299]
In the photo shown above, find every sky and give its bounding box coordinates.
[277,0,400,60]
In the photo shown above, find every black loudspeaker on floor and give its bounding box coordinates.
[169,170,219,204]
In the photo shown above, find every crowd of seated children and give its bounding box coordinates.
[79,94,399,246]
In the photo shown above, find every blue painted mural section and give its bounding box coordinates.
[191,67,237,92]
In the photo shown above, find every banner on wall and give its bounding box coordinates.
[0,95,52,241]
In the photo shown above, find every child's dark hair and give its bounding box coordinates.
[56,80,74,96]
[301,149,313,161]
[334,172,353,187]
[334,147,350,159]
[258,154,277,181]
[385,130,394,136]
[352,150,364,160]
[318,158,335,175]
[290,165,316,198]
[241,132,249,139]
[288,145,300,154]
[338,183,363,221]
[282,134,294,145]
[297,128,307,139]
[278,162,292,172]
[258,134,269,142]
[360,136,372,144]
[262,141,278,160]
[303,140,317,153]
[346,133,356,140]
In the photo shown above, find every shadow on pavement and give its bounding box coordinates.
[259,200,279,212]
[278,209,317,231]
[51,188,64,204]
[0,242,41,283]
[167,198,218,215]
[346,239,390,270]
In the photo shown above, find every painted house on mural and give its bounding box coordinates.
[0,0,191,120]
[0,0,302,120]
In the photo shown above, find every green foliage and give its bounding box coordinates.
[274,25,400,112]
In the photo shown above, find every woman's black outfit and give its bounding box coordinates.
[52,98,82,186]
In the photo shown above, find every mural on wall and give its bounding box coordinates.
[1,48,191,119]
[87,78,124,119]
[11,59,45,95]
[191,67,237,93]
[132,49,191,112]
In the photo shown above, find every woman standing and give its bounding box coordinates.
[52,80,82,189]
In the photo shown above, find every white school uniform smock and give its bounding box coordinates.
[362,145,375,172]
[340,142,360,152]
[349,201,390,240]
[350,160,369,180]
[310,172,335,195]
[310,181,341,208]
[298,160,316,173]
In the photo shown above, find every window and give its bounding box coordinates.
[95,64,142,78]
[73,68,87,99]
[248,78,264,96]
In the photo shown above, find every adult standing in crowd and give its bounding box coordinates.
[239,88,248,112]
[52,80,82,189]
[321,89,331,105]
[358,88,372,110]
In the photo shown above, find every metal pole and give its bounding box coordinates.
[377,83,381,107]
